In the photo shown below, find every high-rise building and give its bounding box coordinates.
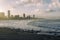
[23,13,25,18]
[33,15,35,18]
[8,10,10,18]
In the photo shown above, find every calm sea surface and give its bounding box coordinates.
[0,20,40,30]
[0,20,60,32]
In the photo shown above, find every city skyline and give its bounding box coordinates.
[0,10,35,19]
[0,10,35,17]
[0,0,60,18]
[0,10,36,20]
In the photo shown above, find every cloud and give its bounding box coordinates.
[1,0,60,18]
[47,0,60,12]
[20,0,41,3]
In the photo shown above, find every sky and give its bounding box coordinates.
[0,0,60,18]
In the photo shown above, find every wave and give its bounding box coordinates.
[28,19,60,32]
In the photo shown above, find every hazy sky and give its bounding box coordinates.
[0,0,60,18]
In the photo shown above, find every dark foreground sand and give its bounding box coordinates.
[0,33,60,40]
[0,27,59,40]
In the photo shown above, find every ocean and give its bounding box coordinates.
[0,19,60,35]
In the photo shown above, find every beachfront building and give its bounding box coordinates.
[14,15,20,19]
[0,12,6,19]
